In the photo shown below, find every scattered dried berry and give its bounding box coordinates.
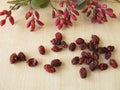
[51,46,62,52]
[75,38,84,45]
[107,46,115,52]
[105,52,111,59]
[98,63,108,70]
[55,32,62,40]
[79,67,87,79]
[10,53,18,64]
[38,45,45,55]
[109,59,118,68]
[89,60,99,71]
[51,59,62,67]
[44,64,56,73]
[69,42,76,51]
[71,56,79,65]
[51,38,61,45]
[27,58,38,67]
[61,41,68,48]
[91,35,100,44]
[79,43,87,50]
[18,52,26,61]
[78,57,85,65]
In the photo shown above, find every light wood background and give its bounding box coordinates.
[0,0,120,90]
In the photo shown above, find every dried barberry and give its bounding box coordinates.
[98,63,108,70]
[75,38,84,45]
[109,59,118,68]
[89,60,99,71]
[27,58,38,67]
[78,57,85,65]
[51,46,62,52]
[69,42,76,51]
[51,59,62,67]
[61,41,68,48]
[71,56,79,65]
[10,53,18,64]
[38,45,45,55]
[44,64,56,73]
[18,52,26,61]
[79,67,87,79]
[55,32,62,40]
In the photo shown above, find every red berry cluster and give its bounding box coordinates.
[0,10,14,26]
[51,0,79,30]
[82,0,116,23]
[26,2,44,31]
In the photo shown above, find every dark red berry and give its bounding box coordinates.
[51,38,61,45]
[71,56,79,65]
[85,58,93,65]
[92,53,99,60]
[61,41,68,48]
[27,58,38,67]
[39,45,45,55]
[51,46,62,52]
[91,35,100,44]
[98,47,108,54]
[78,57,85,65]
[89,60,99,71]
[105,52,111,59]
[81,51,91,58]
[75,38,84,45]
[18,52,26,61]
[79,67,87,79]
[44,64,56,73]
[55,32,62,40]
[79,43,87,50]
[107,46,115,52]
[69,42,76,51]
[109,59,118,68]
[98,63,108,70]
[51,59,62,67]
[10,53,18,64]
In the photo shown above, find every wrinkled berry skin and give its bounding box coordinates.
[69,42,76,51]
[98,63,108,70]
[80,67,87,79]
[10,53,18,64]
[39,45,45,55]
[51,59,62,67]
[71,56,79,65]
[109,59,118,68]
[27,58,38,67]
[18,52,26,61]
[44,64,56,73]
[89,60,98,71]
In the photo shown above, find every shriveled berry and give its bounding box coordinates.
[71,56,79,65]
[81,51,91,58]
[51,46,62,52]
[78,57,85,65]
[107,46,114,52]
[79,43,87,50]
[55,32,62,40]
[61,41,68,48]
[51,38,61,45]
[27,58,38,67]
[91,35,100,44]
[79,67,87,79]
[10,53,18,64]
[92,53,99,60]
[69,42,76,51]
[109,59,118,68]
[18,52,26,61]
[87,41,98,51]
[38,45,45,55]
[98,47,108,54]
[85,58,93,65]
[51,59,62,67]
[75,38,84,45]
[105,52,111,59]
[89,60,99,71]
[98,63,108,70]
[44,64,56,73]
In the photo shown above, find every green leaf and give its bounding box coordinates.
[74,0,89,9]
[39,0,49,8]
[31,0,49,7]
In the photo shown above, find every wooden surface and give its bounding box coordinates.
[0,0,120,90]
